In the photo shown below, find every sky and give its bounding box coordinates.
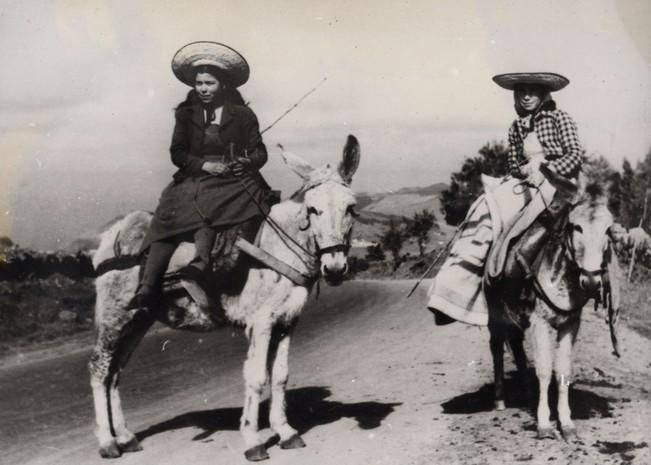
[0,0,650,250]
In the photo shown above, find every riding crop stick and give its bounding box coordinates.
[405,225,463,299]
[259,77,328,136]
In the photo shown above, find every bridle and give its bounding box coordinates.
[316,242,352,257]
[239,176,355,280]
[561,216,610,281]
[296,181,354,262]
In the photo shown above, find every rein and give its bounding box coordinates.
[236,174,353,282]
[530,214,608,314]
[561,223,608,278]
[510,179,607,313]
[239,177,319,270]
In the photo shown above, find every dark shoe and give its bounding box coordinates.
[431,308,456,326]
[126,290,159,312]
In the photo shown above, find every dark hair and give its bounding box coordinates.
[193,65,232,87]
[513,83,550,94]
[177,65,246,107]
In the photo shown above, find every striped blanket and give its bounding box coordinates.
[427,175,556,326]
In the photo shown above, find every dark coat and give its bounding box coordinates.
[141,92,271,250]
[170,94,268,179]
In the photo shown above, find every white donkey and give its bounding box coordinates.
[89,135,360,461]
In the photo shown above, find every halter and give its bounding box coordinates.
[241,173,354,279]
[295,178,354,261]
[316,242,351,257]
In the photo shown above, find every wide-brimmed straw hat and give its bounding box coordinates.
[171,41,250,87]
[492,72,569,92]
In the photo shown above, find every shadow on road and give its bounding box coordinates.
[136,386,401,442]
[441,370,615,420]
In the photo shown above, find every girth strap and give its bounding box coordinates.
[95,254,142,277]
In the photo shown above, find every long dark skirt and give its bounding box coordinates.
[140,172,270,252]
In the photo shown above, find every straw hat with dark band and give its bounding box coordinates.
[171,41,250,87]
[492,72,569,92]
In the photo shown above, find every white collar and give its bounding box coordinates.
[203,105,224,125]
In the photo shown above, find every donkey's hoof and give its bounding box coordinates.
[561,425,577,441]
[118,436,143,453]
[244,445,269,462]
[99,441,122,458]
[537,427,556,439]
[280,434,306,449]
[495,400,506,411]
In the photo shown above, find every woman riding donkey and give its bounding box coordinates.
[129,41,273,312]
[428,72,584,325]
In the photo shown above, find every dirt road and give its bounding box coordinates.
[1,280,649,464]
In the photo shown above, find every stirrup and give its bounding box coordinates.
[126,291,159,312]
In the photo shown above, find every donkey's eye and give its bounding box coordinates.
[572,224,583,234]
[347,205,360,218]
[307,206,321,216]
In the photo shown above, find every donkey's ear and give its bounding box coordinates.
[338,134,360,185]
[278,144,314,180]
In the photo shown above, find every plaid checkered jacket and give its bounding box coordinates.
[507,105,584,178]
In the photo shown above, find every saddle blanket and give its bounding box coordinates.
[426,175,553,326]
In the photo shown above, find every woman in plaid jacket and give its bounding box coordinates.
[495,72,584,182]
[487,72,585,279]
[427,72,586,325]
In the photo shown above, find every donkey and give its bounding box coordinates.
[89,135,361,461]
[484,180,620,439]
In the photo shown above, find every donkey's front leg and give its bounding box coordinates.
[241,321,273,461]
[269,324,305,449]
[108,373,143,452]
[529,311,555,438]
[556,318,580,439]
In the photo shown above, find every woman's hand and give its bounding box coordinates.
[202,161,230,176]
[515,163,531,178]
[526,169,546,187]
[231,157,253,177]
[518,158,544,180]
[524,161,548,187]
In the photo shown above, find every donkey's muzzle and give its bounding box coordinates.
[320,249,349,286]
[579,269,603,296]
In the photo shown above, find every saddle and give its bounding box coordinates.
[485,164,578,283]
[157,216,265,309]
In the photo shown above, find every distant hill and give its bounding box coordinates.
[356,183,447,211]
[353,183,453,248]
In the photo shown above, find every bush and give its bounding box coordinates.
[365,243,385,262]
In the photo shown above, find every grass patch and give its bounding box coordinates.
[0,275,96,357]
[619,267,651,340]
